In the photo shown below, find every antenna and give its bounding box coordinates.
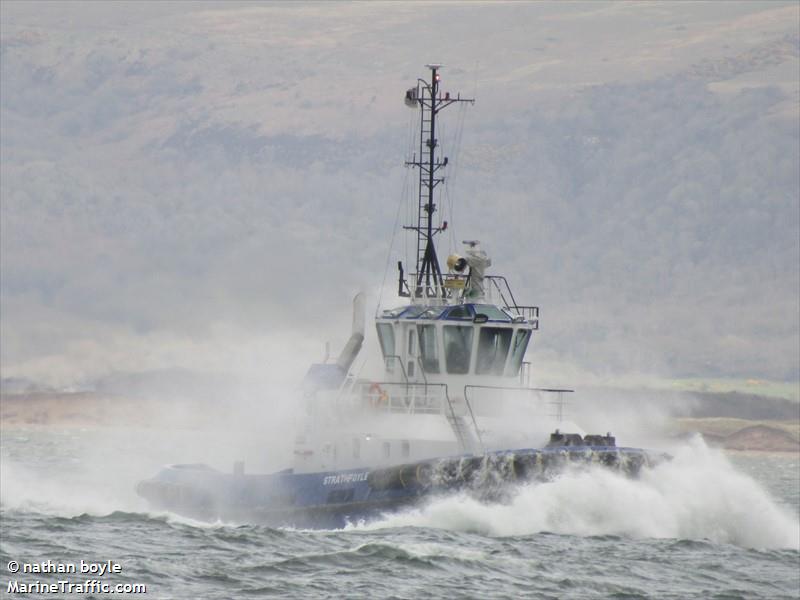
[401,65,474,299]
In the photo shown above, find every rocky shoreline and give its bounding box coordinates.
[672,417,800,452]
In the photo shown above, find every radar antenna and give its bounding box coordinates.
[400,64,474,299]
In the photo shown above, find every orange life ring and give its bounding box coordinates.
[368,383,389,407]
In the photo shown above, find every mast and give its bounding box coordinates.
[401,64,474,299]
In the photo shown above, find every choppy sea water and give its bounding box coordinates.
[1,428,798,599]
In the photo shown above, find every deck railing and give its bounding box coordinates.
[401,272,540,329]
[345,381,573,419]
[355,381,448,415]
[485,276,539,328]
[463,385,573,421]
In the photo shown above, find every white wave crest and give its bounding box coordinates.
[356,439,800,550]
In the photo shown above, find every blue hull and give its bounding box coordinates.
[137,446,660,529]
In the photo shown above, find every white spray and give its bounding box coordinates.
[352,438,800,550]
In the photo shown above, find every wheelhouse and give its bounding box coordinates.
[376,302,535,380]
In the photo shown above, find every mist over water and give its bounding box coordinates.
[2,427,798,599]
[2,378,797,551]
[0,375,304,521]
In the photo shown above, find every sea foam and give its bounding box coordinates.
[354,438,800,550]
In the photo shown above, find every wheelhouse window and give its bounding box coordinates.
[401,306,428,319]
[417,324,440,373]
[445,305,473,320]
[419,306,446,319]
[376,323,395,359]
[472,304,512,322]
[383,305,427,319]
[476,327,513,375]
[506,329,531,377]
[443,326,474,374]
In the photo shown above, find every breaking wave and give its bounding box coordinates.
[352,439,800,549]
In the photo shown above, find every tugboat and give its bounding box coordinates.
[137,65,659,528]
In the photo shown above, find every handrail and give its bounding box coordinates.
[414,355,428,386]
[384,354,409,385]
[462,391,485,453]
[358,381,447,415]
[385,352,430,395]
[485,275,539,325]
[464,384,573,423]
[464,384,574,393]
[487,275,516,312]
[441,383,466,449]
[359,380,471,450]
[364,381,446,390]
[440,384,483,454]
